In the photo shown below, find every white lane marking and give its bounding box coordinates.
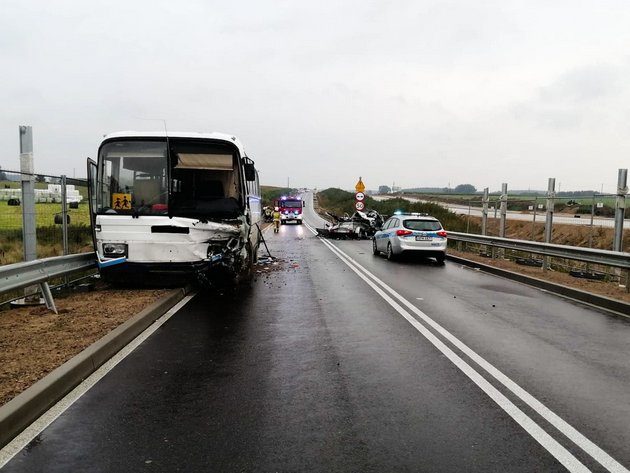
[317,237,589,472]
[416,298,424,301]
[303,221,317,235]
[0,294,196,469]
[322,239,628,473]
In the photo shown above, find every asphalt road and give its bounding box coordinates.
[1,195,629,472]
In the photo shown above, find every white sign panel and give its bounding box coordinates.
[355,192,365,201]
[597,202,604,208]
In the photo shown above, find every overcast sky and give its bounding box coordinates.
[1,0,629,192]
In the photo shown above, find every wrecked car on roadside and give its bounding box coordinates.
[316,209,384,239]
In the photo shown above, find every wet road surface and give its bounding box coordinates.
[1,195,629,472]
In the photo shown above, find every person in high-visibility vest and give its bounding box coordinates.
[272,207,281,233]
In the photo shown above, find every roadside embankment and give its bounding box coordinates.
[0,283,169,406]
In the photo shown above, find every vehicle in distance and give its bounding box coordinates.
[372,213,447,264]
[275,196,303,224]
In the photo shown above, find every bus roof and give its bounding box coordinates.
[101,131,247,155]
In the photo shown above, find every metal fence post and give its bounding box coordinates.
[543,178,555,271]
[19,126,39,302]
[466,201,471,232]
[588,194,595,248]
[481,187,489,236]
[499,183,507,238]
[613,168,627,252]
[613,169,627,288]
[531,197,537,241]
[19,126,36,263]
[61,175,69,256]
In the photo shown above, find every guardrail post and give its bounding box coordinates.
[19,126,39,302]
[543,178,556,271]
[481,187,489,235]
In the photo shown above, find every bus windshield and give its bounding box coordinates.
[97,140,168,215]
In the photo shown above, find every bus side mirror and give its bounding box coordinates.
[244,163,256,181]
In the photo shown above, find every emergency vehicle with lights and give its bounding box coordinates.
[275,196,303,224]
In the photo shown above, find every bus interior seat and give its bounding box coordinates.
[134,179,162,206]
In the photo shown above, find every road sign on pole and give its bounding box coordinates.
[355,177,365,194]
[354,177,367,212]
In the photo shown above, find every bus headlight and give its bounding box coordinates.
[103,243,127,257]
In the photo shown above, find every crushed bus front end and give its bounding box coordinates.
[88,132,261,287]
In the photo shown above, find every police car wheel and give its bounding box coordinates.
[372,238,379,255]
[386,243,395,260]
[436,253,445,265]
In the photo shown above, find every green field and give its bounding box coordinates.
[0,202,90,230]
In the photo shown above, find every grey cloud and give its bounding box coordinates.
[538,65,622,103]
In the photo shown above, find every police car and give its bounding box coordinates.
[372,213,447,264]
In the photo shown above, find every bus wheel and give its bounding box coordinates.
[236,242,255,283]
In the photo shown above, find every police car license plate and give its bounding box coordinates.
[415,236,431,241]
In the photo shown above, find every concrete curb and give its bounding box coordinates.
[0,286,190,448]
[447,255,630,318]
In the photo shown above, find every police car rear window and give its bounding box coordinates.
[403,220,441,231]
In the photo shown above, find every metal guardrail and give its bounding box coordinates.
[447,232,630,270]
[0,253,96,295]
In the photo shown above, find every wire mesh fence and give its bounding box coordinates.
[0,170,92,267]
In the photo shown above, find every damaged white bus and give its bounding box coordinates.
[86,131,262,286]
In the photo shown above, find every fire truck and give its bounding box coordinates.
[275,196,303,224]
